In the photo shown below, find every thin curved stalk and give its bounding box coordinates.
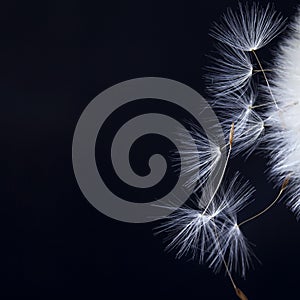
[239,177,289,227]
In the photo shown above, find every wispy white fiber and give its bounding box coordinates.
[158,174,255,277]
[265,8,300,216]
[173,122,222,191]
[211,89,265,156]
[205,44,253,97]
[210,2,287,51]
[209,218,254,279]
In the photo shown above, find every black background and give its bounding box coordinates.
[6,0,300,299]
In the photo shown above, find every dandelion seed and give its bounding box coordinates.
[158,173,255,275]
[210,2,287,52]
[235,288,249,300]
[205,44,253,97]
[207,176,255,278]
[155,188,222,263]
[211,219,253,279]
[211,90,265,156]
[173,122,223,191]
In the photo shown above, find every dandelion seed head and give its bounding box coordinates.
[157,205,220,262]
[264,8,300,215]
[173,122,223,191]
[210,2,287,52]
[209,216,254,279]
[205,44,253,97]
[157,173,255,277]
[211,90,265,156]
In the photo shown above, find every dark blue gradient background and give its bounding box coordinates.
[6,0,299,299]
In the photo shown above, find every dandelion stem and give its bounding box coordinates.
[223,254,237,290]
[249,103,270,109]
[221,142,230,151]
[253,69,273,73]
[238,177,289,227]
[251,49,278,109]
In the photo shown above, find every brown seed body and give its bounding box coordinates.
[235,288,248,300]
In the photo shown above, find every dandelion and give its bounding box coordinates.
[158,3,298,299]
[158,173,255,276]
[205,44,253,97]
[211,89,265,156]
[264,8,300,216]
[209,2,287,108]
[210,2,287,52]
[157,205,220,262]
[205,3,288,171]
[209,219,254,279]
[173,122,223,191]
[207,174,255,279]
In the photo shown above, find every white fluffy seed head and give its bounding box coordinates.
[205,3,286,157]
[205,44,253,97]
[210,2,287,51]
[264,8,300,216]
[173,122,223,191]
[209,217,254,278]
[156,173,255,276]
[211,90,265,156]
